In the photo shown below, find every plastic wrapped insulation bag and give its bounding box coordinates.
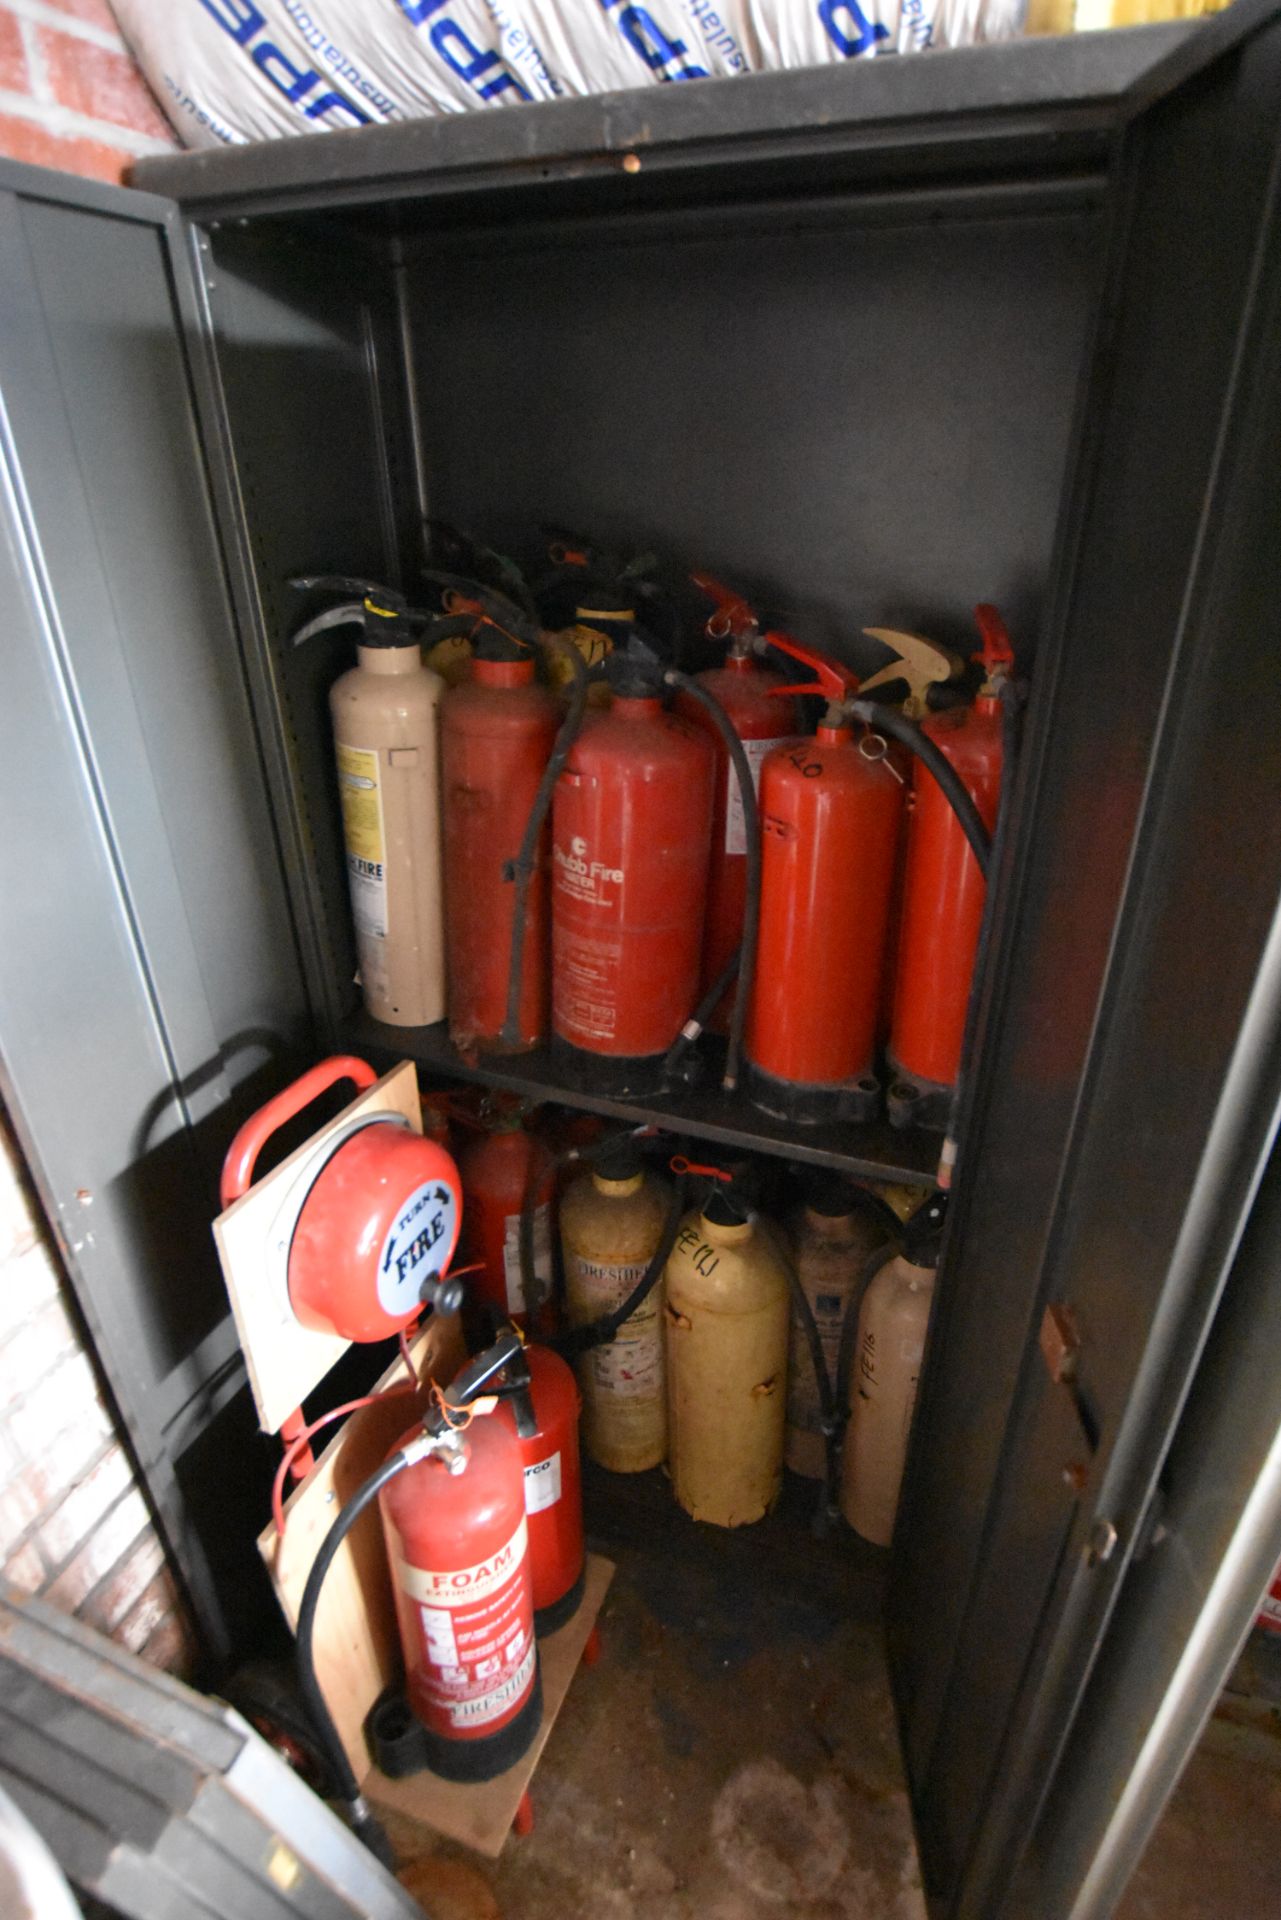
[112,0,1028,151]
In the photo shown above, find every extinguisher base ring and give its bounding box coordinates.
[365,1662,544,1783]
[743,1059,882,1127]
[533,1563,586,1638]
[885,1062,954,1133]
[550,1039,671,1099]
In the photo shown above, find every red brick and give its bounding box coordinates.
[0,1240,66,1344]
[0,11,29,94]
[0,1295,81,1408]
[115,1567,176,1653]
[77,1527,163,1635]
[139,1605,197,1679]
[36,0,124,29]
[43,1485,149,1610]
[4,1537,45,1596]
[7,1352,112,1455]
[0,1110,44,1265]
[37,1442,132,1570]
[0,111,131,183]
[36,27,171,141]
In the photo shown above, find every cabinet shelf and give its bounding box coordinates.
[342,1010,941,1186]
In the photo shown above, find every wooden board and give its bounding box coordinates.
[214,1060,423,1435]
[257,1315,467,1779]
[364,1553,615,1858]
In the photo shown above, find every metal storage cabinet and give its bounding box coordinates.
[2,9,1281,1916]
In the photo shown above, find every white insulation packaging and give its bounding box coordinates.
[113,0,1027,151]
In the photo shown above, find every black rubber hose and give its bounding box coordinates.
[664,670,762,1091]
[499,631,591,1049]
[778,1253,841,1537]
[663,941,743,1083]
[846,699,992,879]
[941,678,1024,1157]
[294,1452,408,1866]
[553,1173,687,1361]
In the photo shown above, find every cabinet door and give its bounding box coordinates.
[0,161,312,1658]
[890,8,1281,1916]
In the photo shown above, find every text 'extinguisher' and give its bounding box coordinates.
[888,605,1015,1129]
[291,577,446,1028]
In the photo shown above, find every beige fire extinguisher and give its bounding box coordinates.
[292,578,445,1027]
[665,1175,790,1527]
[561,1137,670,1472]
[841,1194,947,1546]
[784,1175,900,1481]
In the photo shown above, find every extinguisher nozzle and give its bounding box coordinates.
[421,1270,465,1316]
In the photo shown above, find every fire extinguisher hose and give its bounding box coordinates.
[663,941,743,1083]
[294,1450,410,1867]
[663,669,762,1091]
[499,630,592,1049]
[846,699,992,879]
[552,1171,688,1360]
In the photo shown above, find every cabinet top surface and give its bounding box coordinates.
[130,22,1203,223]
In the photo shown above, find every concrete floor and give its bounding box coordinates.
[392,1464,925,1920]
[388,1469,1281,1920]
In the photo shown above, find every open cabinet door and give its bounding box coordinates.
[889,6,1281,1916]
[0,161,313,1660]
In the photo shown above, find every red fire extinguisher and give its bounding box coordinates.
[745,641,908,1124]
[887,605,1014,1129]
[501,1341,585,1631]
[457,1113,556,1330]
[220,1055,465,1343]
[551,638,716,1092]
[676,574,801,1033]
[441,623,560,1053]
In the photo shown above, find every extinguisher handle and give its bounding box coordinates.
[758,630,861,705]
[973,603,1015,680]
[219,1056,378,1208]
[691,571,758,641]
[859,628,963,715]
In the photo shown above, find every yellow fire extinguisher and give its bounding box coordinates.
[664,1166,790,1528]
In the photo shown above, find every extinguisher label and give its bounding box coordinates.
[392,1516,536,1732]
[554,930,622,1043]
[502,1203,553,1314]
[523,1451,562,1514]
[725,735,785,856]
[552,834,624,907]
[336,744,387,939]
[377,1178,461,1318]
[394,1516,529,1606]
[570,1255,663,1401]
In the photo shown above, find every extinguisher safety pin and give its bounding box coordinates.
[858,732,904,782]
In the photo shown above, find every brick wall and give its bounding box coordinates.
[0,0,176,185]
[1,1105,197,1674]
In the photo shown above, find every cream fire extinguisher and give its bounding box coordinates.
[560,1136,672,1473]
[840,1193,947,1546]
[664,1168,791,1528]
[783,1173,901,1482]
[291,577,446,1027]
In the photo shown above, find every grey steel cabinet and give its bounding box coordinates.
[2,10,1281,1915]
